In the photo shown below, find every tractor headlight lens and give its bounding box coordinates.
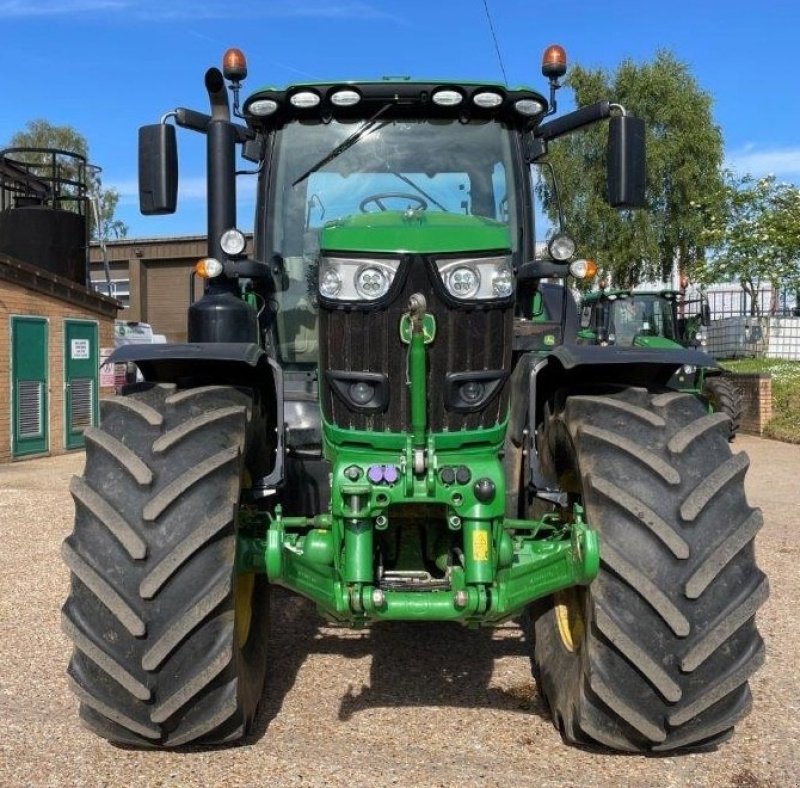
[447,266,480,298]
[319,262,343,298]
[436,255,514,301]
[195,257,223,278]
[459,380,485,403]
[515,98,546,116]
[220,227,246,256]
[355,265,390,300]
[248,98,278,116]
[318,256,401,302]
[290,90,321,108]
[548,233,576,261]
[432,89,463,106]
[330,89,361,107]
[473,91,503,108]
[349,381,376,405]
[492,262,513,297]
[569,258,598,280]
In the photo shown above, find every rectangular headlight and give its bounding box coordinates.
[435,255,514,301]
[318,256,402,302]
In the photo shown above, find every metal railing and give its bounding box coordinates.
[0,147,88,216]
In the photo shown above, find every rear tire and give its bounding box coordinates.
[62,384,270,747]
[702,375,743,440]
[532,387,767,752]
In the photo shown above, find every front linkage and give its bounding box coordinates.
[238,295,599,626]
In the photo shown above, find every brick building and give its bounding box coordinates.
[90,234,253,342]
[0,251,118,462]
[1,147,119,463]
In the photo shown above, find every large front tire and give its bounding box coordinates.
[532,387,767,752]
[702,375,743,441]
[62,384,270,747]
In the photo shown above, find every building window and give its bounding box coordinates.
[94,279,130,308]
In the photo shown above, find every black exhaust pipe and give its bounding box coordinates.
[188,67,257,343]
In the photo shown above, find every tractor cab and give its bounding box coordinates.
[579,289,682,347]
[249,83,535,367]
[247,79,615,368]
[579,287,711,349]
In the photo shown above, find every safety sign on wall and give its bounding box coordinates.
[71,338,90,360]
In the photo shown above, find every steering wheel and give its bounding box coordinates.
[359,192,428,213]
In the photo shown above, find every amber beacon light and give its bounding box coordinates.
[222,47,247,82]
[541,44,567,80]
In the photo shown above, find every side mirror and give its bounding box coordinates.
[607,115,646,208]
[138,124,178,215]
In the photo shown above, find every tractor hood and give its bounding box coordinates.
[633,335,683,350]
[319,211,511,255]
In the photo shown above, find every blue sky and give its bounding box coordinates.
[2,0,798,239]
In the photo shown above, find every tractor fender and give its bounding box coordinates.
[548,343,717,372]
[507,344,717,447]
[108,342,284,492]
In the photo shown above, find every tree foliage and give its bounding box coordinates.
[8,119,127,240]
[696,173,800,314]
[541,51,724,286]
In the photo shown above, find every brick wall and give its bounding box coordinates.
[728,372,773,435]
[1,278,115,463]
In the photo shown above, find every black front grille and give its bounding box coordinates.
[320,256,513,433]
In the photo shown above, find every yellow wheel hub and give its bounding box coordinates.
[234,573,255,649]
[553,587,585,653]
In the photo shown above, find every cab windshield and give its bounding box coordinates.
[263,117,520,364]
[607,295,678,345]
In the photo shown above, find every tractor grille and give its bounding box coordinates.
[319,255,513,433]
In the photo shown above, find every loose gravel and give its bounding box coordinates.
[0,435,797,787]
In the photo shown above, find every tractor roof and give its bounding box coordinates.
[243,79,548,130]
[582,288,682,303]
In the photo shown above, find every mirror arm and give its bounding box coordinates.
[535,101,611,142]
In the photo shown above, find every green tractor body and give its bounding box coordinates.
[578,288,743,436]
[61,50,767,752]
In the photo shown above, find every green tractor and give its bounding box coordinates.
[62,45,767,752]
[578,287,744,438]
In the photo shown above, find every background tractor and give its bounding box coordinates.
[62,45,767,752]
[578,287,744,437]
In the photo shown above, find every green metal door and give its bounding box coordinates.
[11,316,49,457]
[64,320,99,450]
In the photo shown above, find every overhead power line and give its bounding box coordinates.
[482,0,509,85]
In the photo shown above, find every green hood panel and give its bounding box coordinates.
[320,211,511,255]
[633,335,683,349]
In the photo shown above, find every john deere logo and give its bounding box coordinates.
[399,313,437,344]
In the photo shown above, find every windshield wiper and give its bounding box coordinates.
[291,103,393,188]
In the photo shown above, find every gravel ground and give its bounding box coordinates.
[0,434,797,787]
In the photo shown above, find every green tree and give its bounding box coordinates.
[696,173,800,315]
[8,119,127,240]
[541,51,724,286]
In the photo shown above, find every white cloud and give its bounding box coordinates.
[0,0,403,22]
[725,145,800,180]
[0,0,126,16]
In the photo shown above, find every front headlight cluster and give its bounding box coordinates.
[318,256,402,302]
[436,255,514,301]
